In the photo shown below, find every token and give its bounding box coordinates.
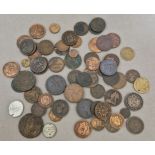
[46,75,67,95]
[76,99,93,119]
[29,24,46,39]
[49,23,61,34]
[55,40,70,52]
[3,62,20,78]
[104,120,119,133]
[21,58,30,68]
[11,71,36,92]
[120,108,131,119]
[126,69,140,83]
[48,57,65,73]
[18,113,43,138]
[120,47,135,61]
[43,123,57,138]
[104,54,120,66]
[88,37,101,53]
[133,77,150,94]
[90,118,104,131]
[86,57,100,71]
[69,49,78,58]
[72,36,82,48]
[9,100,24,118]
[126,116,144,134]
[67,70,81,84]
[74,120,91,138]
[105,89,122,106]
[84,52,99,63]
[108,33,121,48]
[124,93,143,111]
[16,35,32,48]
[28,50,42,61]
[48,110,62,122]
[64,84,84,103]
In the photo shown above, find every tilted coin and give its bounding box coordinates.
[108,33,121,48]
[133,77,150,94]
[21,58,30,68]
[86,56,100,71]
[9,100,24,118]
[49,23,61,34]
[29,24,46,39]
[90,118,104,131]
[3,62,20,78]
[120,108,131,119]
[104,54,120,66]
[74,120,91,138]
[48,57,65,73]
[105,89,122,106]
[52,100,69,117]
[69,49,78,58]
[120,47,135,61]
[84,52,99,63]
[104,120,119,133]
[124,92,143,111]
[67,70,81,84]
[24,86,42,103]
[126,69,140,83]
[28,50,42,61]
[18,113,43,138]
[72,36,82,48]
[55,40,70,52]
[48,110,62,122]
[43,123,57,138]
[126,116,144,134]
[11,71,36,92]
[76,99,93,119]
[88,37,101,53]
[17,35,32,48]
[46,75,67,95]
[64,84,84,103]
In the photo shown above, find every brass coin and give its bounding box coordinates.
[134,77,150,94]
[49,23,61,34]
[64,84,84,103]
[3,62,20,78]
[74,120,91,138]
[86,57,100,71]
[55,40,70,52]
[120,47,135,61]
[72,36,82,48]
[48,110,62,122]
[90,118,104,131]
[88,37,101,53]
[21,58,30,68]
[69,49,78,58]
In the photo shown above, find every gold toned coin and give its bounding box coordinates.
[28,50,41,61]
[69,49,78,58]
[110,113,124,129]
[48,110,62,122]
[49,23,61,34]
[134,77,150,94]
[3,62,20,78]
[21,58,30,68]
[72,36,82,48]
[120,47,135,61]
[88,37,101,53]
[90,118,104,131]
[86,57,100,71]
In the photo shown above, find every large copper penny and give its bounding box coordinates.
[88,37,101,53]
[48,110,62,122]
[90,118,104,131]
[86,57,100,71]
[108,33,121,48]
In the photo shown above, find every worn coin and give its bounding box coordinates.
[120,47,135,61]
[120,108,131,119]
[88,37,101,53]
[28,50,42,61]
[49,23,61,34]
[21,58,30,68]
[72,36,82,48]
[49,57,65,73]
[9,100,24,118]
[48,110,62,122]
[18,113,43,138]
[3,62,20,78]
[86,57,100,71]
[55,40,70,52]
[126,116,144,134]
[74,120,91,138]
[43,123,57,138]
[90,101,98,115]
[90,118,104,131]
[11,71,36,92]
[69,49,78,58]
[17,35,32,48]
[126,69,140,83]
[104,54,120,66]
[84,52,99,63]
[46,75,66,95]
[67,70,81,84]
[64,84,84,103]
[108,33,121,48]
[104,120,119,133]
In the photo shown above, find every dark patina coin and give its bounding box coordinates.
[104,120,119,133]
[126,116,144,134]
[124,93,143,111]
[90,101,98,115]
[104,54,120,66]
[90,84,105,99]
[76,99,93,119]
[11,71,36,92]
[46,75,67,95]
[67,70,81,83]
[24,86,42,103]
[74,21,89,36]
[105,89,122,106]
[52,100,69,117]
[120,108,131,119]
[18,113,43,138]
[84,52,99,63]
[108,33,121,48]
[30,56,48,74]
[126,69,140,83]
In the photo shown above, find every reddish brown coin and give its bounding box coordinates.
[86,56,100,71]
[108,33,121,48]
[48,110,62,122]
[69,49,78,58]
[88,37,101,53]
[28,50,42,61]
[72,36,82,48]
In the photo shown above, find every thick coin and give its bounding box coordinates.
[108,33,121,48]
[133,77,150,94]
[74,120,91,138]
[72,36,82,48]
[120,47,135,61]
[126,69,140,83]
[104,120,119,133]
[3,62,20,78]
[76,99,93,119]
[69,49,78,58]
[64,84,84,103]
[55,40,70,52]
[84,52,99,63]
[48,110,62,122]
[11,71,36,92]
[49,57,65,73]
[120,108,131,119]
[124,92,143,111]
[9,100,24,118]
[43,123,57,138]
[88,37,101,53]
[90,118,104,131]
[126,116,144,134]
[104,54,120,66]
[46,75,67,95]
[67,70,81,84]
[86,57,100,71]
[49,23,61,34]
[17,35,32,48]
[18,113,43,138]
[21,58,30,68]
[52,100,69,117]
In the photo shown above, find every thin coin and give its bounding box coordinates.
[84,52,99,63]
[9,100,24,118]
[90,118,104,131]
[55,40,70,52]
[133,77,150,94]
[120,47,135,61]
[28,50,42,61]
[104,54,120,66]
[104,120,119,133]
[17,35,32,48]
[43,123,57,138]
[108,33,121,48]
[3,62,20,78]
[126,69,140,83]
[88,37,101,53]
[120,108,131,119]
[74,120,91,138]
[21,58,30,68]
[67,70,81,84]
[49,23,61,34]
[86,57,100,71]
[48,110,62,122]
[69,49,78,58]
[72,36,82,48]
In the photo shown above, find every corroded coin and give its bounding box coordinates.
[86,57,100,71]
[49,57,65,73]
[48,110,62,122]
[105,89,122,106]
[64,84,84,103]
[29,24,46,39]
[24,86,42,103]
[88,37,101,53]
[21,58,30,68]
[16,35,32,48]
[43,123,57,138]
[11,71,36,92]
[126,116,144,134]
[28,50,42,61]
[90,118,104,131]
[120,47,135,61]
[72,36,82,48]
[133,77,150,94]
[84,52,99,63]
[18,113,43,138]
[90,101,98,115]
[67,70,81,84]
[74,120,91,138]
[108,33,121,48]
[104,54,120,66]
[3,62,20,78]
[120,108,131,119]
[126,69,140,83]
[104,120,119,133]
[69,49,78,58]
[46,75,67,95]
[55,40,70,53]
[49,23,61,34]
[124,93,143,111]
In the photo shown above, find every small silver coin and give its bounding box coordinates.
[43,123,57,138]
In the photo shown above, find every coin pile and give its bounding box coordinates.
[2,17,150,139]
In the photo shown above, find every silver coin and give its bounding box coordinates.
[43,123,57,138]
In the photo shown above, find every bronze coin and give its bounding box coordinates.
[108,33,121,48]
[88,37,101,53]
[49,23,61,34]
[86,57,100,71]
[104,53,120,66]
[48,110,62,122]
[90,118,104,131]
[29,24,46,39]
[74,120,91,138]
[16,35,32,48]
[72,36,82,48]
[18,113,43,138]
[126,69,140,83]
[3,62,20,78]
[69,49,78,58]
[84,52,99,63]
[55,40,70,52]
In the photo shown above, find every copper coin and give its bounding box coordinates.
[3,62,20,78]
[29,24,46,39]
[72,36,82,48]
[88,37,101,53]
[86,57,100,71]
[64,84,84,103]
[69,49,78,58]
[108,33,121,48]
[74,120,91,138]
[84,52,99,63]
[17,35,32,48]
[126,69,140,83]
[49,23,61,34]
[55,40,70,52]
[104,53,120,66]
[38,93,54,108]
[28,50,42,61]
[90,118,104,131]
[48,110,62,122]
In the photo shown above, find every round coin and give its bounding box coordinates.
[120,108,131,119]
[48,110,62,122]
[28,50,42,61]
[90,101,98,116]
[67,70,81,84]
[104,54,120,66]
[86,57,100,71]
[84,52,99,63]
[49,23,61,34]
[120,47,135,61]
[90,118,104,131]
[17,35,32,48]
[108,33,121,48]
[69,49,78,58]
[72,36,82,48]
[104,120,119,133]
[126,69,140,83]
[43,123,57,138]
[21,58,30,68]
[55,40,70,52]
[88,37,101,53]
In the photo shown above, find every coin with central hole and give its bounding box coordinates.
[43,123,57,138]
